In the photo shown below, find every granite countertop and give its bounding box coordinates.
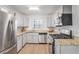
[17,30,79,45]
[17,29,50,36]
[17,31,26,36]
[55,39,79,45]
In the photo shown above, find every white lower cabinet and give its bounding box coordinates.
[55,45,61,54]
[39,34,47,43]
[33,33,39,43]
[26,33,47,43]
[17,35,23,52]
[39,35,45,43]
[26,33,33,43]
[55,45,79,54]
[47,35,53,43]
[61,46,79,54]
[17,32,48,52]
[23,33,27,46]
[49,45,53,54]
[26,33,39,43]
[26,33,30,43]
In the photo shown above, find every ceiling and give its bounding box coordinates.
[9,5,61,15]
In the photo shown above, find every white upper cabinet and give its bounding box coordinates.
[16,14,29,27]
[63,5,72,14]
[16,14,24,27]
[17,19,24,27]
[23,16,29,27]
[50,5,72,27]
[58,6,63,17]
[47,15,52,27]
[47,6,63,27]
[17,35,23,52]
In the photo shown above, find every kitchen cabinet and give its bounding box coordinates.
[33,33,39,43]
[52,6,62,27]
[23,16,29,27]
[17,35,23,52]
[52,5,72,27]
[26,33,30,43]
[47,6,63,27]
[23,33,27,46]
[47,15,56,27]
[25,33,30,43]
[39,35,45,43]
[47,16,52,27]
[26,33,39,43]
[61,5,72,26]
[39,33,47,43]
[55,45,61,54]
[17,15,29,27]
[26,32,48,43]
[28,33,35,43]
[47,35,53,43]
[29,33,35,43]
[17,19,24,27]
[63,5,72,14]
[55,45,79,54]
[16,14,24,27]
[49,44,53,54]
[61,46,79,54]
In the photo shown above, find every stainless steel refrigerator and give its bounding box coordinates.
[0,10,17,54]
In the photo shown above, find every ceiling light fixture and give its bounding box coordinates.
[0,8,8,13]
[28,6,40,11]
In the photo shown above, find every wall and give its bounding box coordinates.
[72,5,79,37]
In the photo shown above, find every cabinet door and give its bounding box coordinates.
[55,45,61,54]
[25,33,39,43]
[17,18,24,27]
[47,16,52,27]
[33,33,39,43]
[61,46,79,54]
[39,35,45,43]
[26,33,33,43]
[47,35,53,43]
[19,36,23,51]
[17,37,20,52]
[17,36,23,52]
[23,33,27,46]
[39,35,42,43]
[29,33,34,43]
[26,33,30,43]
[49,45,53,54]
[24,18,29,26]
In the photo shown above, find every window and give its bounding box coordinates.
[32,19,43,29]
